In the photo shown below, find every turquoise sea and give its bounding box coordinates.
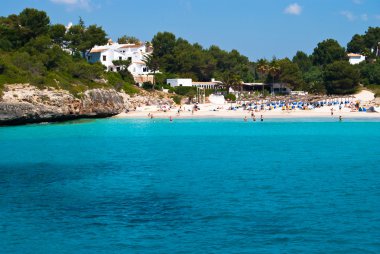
[1,118,380,253]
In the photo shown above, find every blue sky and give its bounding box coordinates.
[1,0,380,60]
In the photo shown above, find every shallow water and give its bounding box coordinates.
[1,118,380,253]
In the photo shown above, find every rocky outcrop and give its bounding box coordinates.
[0,84,125,125]
[0,84,175,125]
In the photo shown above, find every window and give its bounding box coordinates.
[128,57,132,61]
[143,67,147,72]
[116,67,120,71]
[119,57,122,60]
[103,55,106,61]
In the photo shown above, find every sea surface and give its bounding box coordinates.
[1,118,380,253]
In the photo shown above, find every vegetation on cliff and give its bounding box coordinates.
[0,8,138,96]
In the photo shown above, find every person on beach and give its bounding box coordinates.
[253,116,256,122]
[244,116,247,122]
[339,115,342,122]
[148,113,151,118]
[261,115,264,122]
[331,108,334,116]
[251,112,255,118]
[150,114,154,119]
[170,116,173,122]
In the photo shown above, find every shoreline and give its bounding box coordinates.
[114,110,380,120]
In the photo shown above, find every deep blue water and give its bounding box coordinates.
[1,118,380,253]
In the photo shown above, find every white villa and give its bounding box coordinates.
[348,53,366,65]
[88,39,154,83]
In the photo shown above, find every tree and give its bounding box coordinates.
[49,24,66,45]
[363,27,380,54]
[278,58,304,90]
[65,24,85,54]
[323,61,360,94]
[111,59,135,84]
[347,34,366,54]
[65,19,107,56]
[312,39,346,66]
[303,66,326,94]
[151,32,176,70]
[359,62,380,85]
[292,51,312,72]
[152,32,176,58]
[268,59,281,85]
[142,54,160,89]
[256,59,269,94]
[219,71,241,94]
[117,35,140,44]
[256,59,269,80]
[81,24,107,52]
[0,15,21,49]
[18,8,50,40]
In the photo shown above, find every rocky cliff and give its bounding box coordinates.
[0,84,127,125]
[0,84,175,125]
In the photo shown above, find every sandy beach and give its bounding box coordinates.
[115,106,380,120]
[115,90,380,120]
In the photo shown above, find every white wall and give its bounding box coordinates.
[349,56,366,65]
[167,79,193,87]
[90,43,150,75]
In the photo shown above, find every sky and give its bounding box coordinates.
[1,0,380,60]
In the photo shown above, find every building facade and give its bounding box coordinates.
[348,53,366,65]
[166,78,222,89]
[88,40,154,83]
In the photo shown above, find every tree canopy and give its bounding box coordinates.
[323,61,360,94]
[312,39,347,66]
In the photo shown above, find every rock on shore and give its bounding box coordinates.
[0,84,174,125]
[0,84,122,125]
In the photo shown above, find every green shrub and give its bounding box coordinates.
[174,86,196,96]
[224,93,236,101]
[172,95,182,105]
[123,84,140,95]
[142,82,154,90]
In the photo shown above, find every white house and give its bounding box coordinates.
[166,78,222,89]
[348,53,366,65]
[166,79,192,87]
[88,39,154,82]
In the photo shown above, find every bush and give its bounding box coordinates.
[123,84,140,95]
[224,93,236,101]
[142,82,154,90]
[69,62,103,80]
[174,86,196,96]
[172,95,182,105]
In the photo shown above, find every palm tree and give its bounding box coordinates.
[142,53,160,89]
[268,60,281,94]
[220,71,241,94]
[256,59,269,95]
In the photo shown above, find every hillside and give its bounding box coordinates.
[0,8,138,97]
